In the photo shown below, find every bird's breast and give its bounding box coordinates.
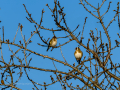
[51,40,57,46]
[75,52,82,58]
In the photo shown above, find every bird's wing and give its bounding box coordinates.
[81,51,83,57]
[49,38,53,46]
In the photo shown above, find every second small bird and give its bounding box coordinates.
[74,47,83,64]
[47,36,57,51]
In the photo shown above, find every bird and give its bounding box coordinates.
[74,47,83,64]
[1,80,4,84]
[47,35,57,51]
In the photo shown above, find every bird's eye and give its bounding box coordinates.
[75,47,77,50]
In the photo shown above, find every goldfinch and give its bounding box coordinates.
[47,36,57,51]
[1,80,4,84]
[74,47,83,64]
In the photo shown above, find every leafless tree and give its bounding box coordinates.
[0,0,120,90]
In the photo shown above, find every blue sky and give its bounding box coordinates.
[0,0,120,90]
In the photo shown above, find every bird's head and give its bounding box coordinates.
[75,47,80,50]
[53,35,56,38]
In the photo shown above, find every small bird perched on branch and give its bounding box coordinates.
[74,47,83,64]
[1,80,4,84]
[47,35,57,51]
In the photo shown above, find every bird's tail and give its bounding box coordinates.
[78,60,80,64]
